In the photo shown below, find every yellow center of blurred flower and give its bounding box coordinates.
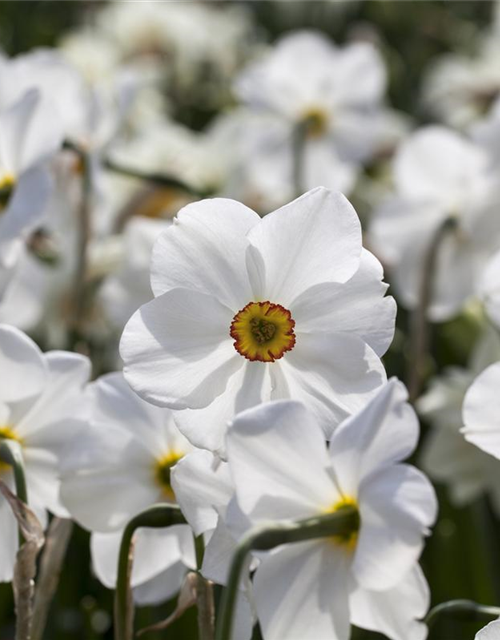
[230,301,296,362]
[0,426,22,473]
[325,496,360,551]
[0,173,15,211]
[301,108,329,138]
[153,450,184,501]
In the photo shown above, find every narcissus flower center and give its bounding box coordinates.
[0,173,15,211]
[0,426,22,474]
[153,450,184,501]
[325,496,360,551]
[301,108,329,138]
[230,301,296,362]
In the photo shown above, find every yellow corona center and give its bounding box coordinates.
[230,301,296,363]
[301,108,329,138]
[153,450,184,501]
[0,173,15,210]
[324,496,360,551]
[0,426,22,473]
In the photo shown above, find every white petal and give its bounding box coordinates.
[253,541,351,640]
[0,491,17,582]
[226,400,339,521]
[394,126,488,203]
[476,620,500,640]
[272,333,387,438]
[353,464,437,591]
[328,379,419,496]
[121,288,240,410]
[333,42,387,107]
[171,450,233,536]
[247,187,361,306]
[291,249,396,356]
[150,197,259,310]
[91,525,194,589]
[132,561,188,606]
[349,565,430,640]
[174,361,272,456]
[0,324,48,404]
[463,362,500,459]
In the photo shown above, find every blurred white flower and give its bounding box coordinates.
[60,372,196,596]
[423,34,500,128]
[462,360,500,460]
[235,30,397,200]
[419,327,500,512]
[100,217,171,332]
[0,324,90,582]
[91,526,195,606]
[478,247,500,329]
[370,125,500,321]
[225,379,436,640]
[121,187,394,454]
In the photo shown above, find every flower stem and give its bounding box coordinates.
[407,216,457,403]
[103,157,210,199]
[215,506,359,640]
[424,599,500,629]
[114,504,186,640]
[195,534,215,640]
[31,518,74,640]
[292,120,308,198]
[0,440,27,505]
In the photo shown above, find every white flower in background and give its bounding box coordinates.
[225,380,437,640]
[60,372,196,596]
[471,97,500,171]
[99,217,171,332]
[0,324,90,582]
[369,125,500,321]
[476,620,500,639]
[478,246,500,329]
[423,34,500,128]
[462,361,500,460]
[0,84,62,271]
[121,187,394,454]
[419,327,500,512]
[235,31,398,200]
[91,527,195,607]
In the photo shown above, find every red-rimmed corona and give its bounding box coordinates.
[230,301,296,362]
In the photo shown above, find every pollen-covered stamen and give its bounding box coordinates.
[301,108,329,138]
[230,301,296,363]
[153,450,184,501]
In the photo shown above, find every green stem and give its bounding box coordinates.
[407,216,457,403]
[102,157,210,199]
[114,504,186,640]
[424,599,500,629]
[215,507,359,640]
[0,440,27,504]
[194,534,215,640]
[292,120,308,199]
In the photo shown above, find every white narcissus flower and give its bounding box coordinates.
[0,324,90,582]
[476,620,500,639]
[60,372,196,597]
[369,125,500,321]
[235,31,396,200]
[225,379,437,640]
[418,327,500,512]
[120,187,395,455]
[462,361,500,460]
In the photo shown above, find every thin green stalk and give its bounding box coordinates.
[114,504,186,640]
[292,120,308,199]
[195,534,215,640]
[407,216,458,403]
[425,599,500,630]
[215,506,359,640]
[0,440,27,505]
